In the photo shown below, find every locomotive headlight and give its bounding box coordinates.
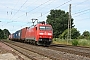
[48,33,52,35]
[39,33,43,35]
[49,37,52,38]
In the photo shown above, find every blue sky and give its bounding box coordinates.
[0,0,90,34]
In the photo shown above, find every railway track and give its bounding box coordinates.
[2,40,90,60]
[47,44,90,58]
[2,41,52,60]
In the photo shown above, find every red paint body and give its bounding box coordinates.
[21,27,28,40]
[25,23,53,45]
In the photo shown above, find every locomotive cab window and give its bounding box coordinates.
[40,26,45,30]
[46,26,52,30]
[39,26,52,30]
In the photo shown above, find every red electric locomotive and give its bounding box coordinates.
[25,21,53,46]
[9,21,53,46]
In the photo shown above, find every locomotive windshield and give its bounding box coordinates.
[39,26,52,30]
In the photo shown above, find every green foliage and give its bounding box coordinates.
[78,35,84,39]
[53,38,71,44]
[82,31,90,40]
[53,38,90,47]
[0,29,10,39]
[3,29,10,39]
[59,29,68,39]
[89,36,90,40]
[53,38,57,41]
[0,29,4,39]
[72,40,78,46]
[59,28,80,39]
[46,9,74,38]
[78,39,89,46]
[71,28,80,39]
[82,31,90,36]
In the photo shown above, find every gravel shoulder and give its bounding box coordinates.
[0,41,25,60]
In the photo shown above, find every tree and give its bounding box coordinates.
[0,29,4,39]
[0,29,10,39]
[46,9,74,38]
[82,31,90,39]
[59,28,80,39]
[59,29,68,39]
[71,28,80,39]
[3,29,10,39]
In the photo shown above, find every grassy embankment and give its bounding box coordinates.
[53,38,90,47]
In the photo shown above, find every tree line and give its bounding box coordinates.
[46,9,90,40]
[0,29,10,39]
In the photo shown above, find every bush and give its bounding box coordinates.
[72,40,78,46]
[53,38,56,41]
[78,39,88,46]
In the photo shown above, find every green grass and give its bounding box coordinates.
[53,38,72,45]
[53,38,90,47]
[78,39,90,47]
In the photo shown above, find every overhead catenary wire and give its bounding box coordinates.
[56,0,72,9]
[25,0,54,16]
[72,0,89,7]
[13,0,52,21]
[71,0,90,16]
[0,1,25,13]
[2,0,26,16]
[9,0,28,20]
[31,0,55,14]
[2,0,89,33]
[6,0,60,27]
[38,0,89,19]
[53,0,90,16]
[20,0,52,15]
[1,0,39,13]
[37,0,72,18]
[6,0,28,24]
[27,0,51,13]
[2,0,89,22]
[23,0,38,9]
[75,17,90,21]
[6,0,89,24]
[10,0,20,15]
[73,11,90,17]
[9,0,54,26]
[1,1,28,24]
[72,8,90,15]
[7,0,72,24]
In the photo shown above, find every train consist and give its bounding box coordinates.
[9,21,53,46]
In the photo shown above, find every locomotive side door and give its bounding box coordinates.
[34,27,37,41]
